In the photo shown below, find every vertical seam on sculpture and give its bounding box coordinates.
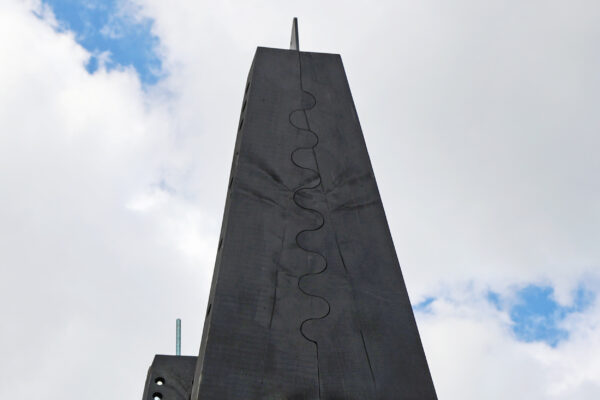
[269,269,278,328]
[301,60,378,394]
[289,50,331,400]
[360,329,377,388]
[260,225,286,396]
[270,228,285,330]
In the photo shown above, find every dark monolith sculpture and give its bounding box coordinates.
[142,19,437,400]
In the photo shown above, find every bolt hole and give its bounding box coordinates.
[245,81,250,94]
[206,303,212,318]
[228,176,234,189]
[155,377,164,386]
[218,237,223,250]
[241,99,247,113]
[152,393,163,400]
[238,118,244,131]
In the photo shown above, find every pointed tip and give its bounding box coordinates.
[290,17,299,51]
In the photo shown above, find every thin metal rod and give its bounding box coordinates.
[176,318,181,356]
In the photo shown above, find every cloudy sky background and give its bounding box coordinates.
[1,0,599,398]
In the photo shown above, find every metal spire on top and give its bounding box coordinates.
[290,17,299,51]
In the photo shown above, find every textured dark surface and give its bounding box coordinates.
[141,355,197,400]
[191,47,437,400]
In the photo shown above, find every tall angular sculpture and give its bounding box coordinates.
[142,19,437,400]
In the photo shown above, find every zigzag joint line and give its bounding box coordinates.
[289,51,331,400]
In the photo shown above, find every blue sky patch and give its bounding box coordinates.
[41,0,162,84]
[489,285,594,347]
[486,290,502,310]
[413,296,435,313]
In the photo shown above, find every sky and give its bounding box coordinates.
[1,0,599,398]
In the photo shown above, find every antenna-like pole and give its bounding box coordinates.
[176,318,181,356]
[290,17,299,51]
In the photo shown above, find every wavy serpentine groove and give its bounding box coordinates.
[289,54,331,400]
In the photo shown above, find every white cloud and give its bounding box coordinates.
[0,1,215,398]
[417,288,600,399]
[1,0,599,398]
